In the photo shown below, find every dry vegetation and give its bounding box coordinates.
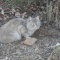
[0,0,60,26]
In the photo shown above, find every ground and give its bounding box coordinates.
[0,24,60,60]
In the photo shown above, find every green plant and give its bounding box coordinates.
[5,0,33,8]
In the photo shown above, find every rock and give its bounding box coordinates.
[23,38,37,46]
[15,12,20,18]
[12,8,16,14]
[22,12,28,18]
[48,45,60,60]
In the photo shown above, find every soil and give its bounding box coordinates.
[0,23,60,60]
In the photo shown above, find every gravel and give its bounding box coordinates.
[0,25,60,60]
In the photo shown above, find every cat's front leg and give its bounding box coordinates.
[23,30,35,39]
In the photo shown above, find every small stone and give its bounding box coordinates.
[15,12,20,18]
[12,8,16,14]
[23,38,37,46]
[22,12,28,18]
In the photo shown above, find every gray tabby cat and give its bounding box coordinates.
[0,16,41,43]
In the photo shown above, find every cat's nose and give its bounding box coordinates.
[35,25,37,29]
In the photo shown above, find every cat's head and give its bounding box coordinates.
[27,16,41,31]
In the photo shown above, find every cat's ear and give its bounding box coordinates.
[28,16,32,20]
[36,16,39,20]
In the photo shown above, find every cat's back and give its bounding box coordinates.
[0,18,25,30]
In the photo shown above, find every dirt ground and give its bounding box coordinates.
[0,24,60,60]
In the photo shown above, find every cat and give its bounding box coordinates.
[0,16,41,43]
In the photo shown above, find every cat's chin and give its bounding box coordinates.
[28,29,36,32]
